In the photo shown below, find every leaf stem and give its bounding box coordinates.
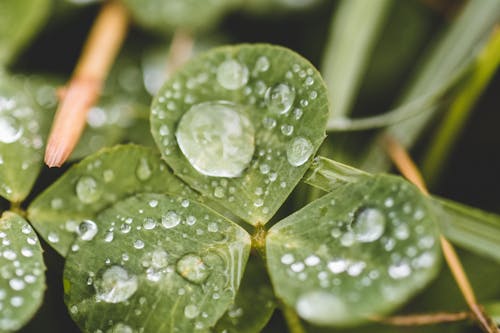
[165,29,194,79]
[383,135,499,333]
[374,310,471,326]
[44,0,129,167]
[281,302,306,333]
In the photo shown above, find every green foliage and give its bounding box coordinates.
[0,1,499,332]
[0,212,45,332]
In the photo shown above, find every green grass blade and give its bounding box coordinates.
[430,196,500,264]
[322,0,393,120]
[422,27,500,186]
[361,0,500,172]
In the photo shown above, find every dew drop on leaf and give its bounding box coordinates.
[352,207,386,243]
[286,137,313,167]
[295,291,347,326]
[216,60,249,90]
[107,322,134,333]
[0,115,23,143]
[176,101,255,177]
[94,265,138,303]
[75,176,102,204]
[184,304,200,319]
[135,158,152,181]
[77,220,98,241]
[161,211,181,229]
[176,253,209,284]
[265,83,295,114]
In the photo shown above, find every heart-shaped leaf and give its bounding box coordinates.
[122,0,241,33]
[150,44,329,225]
[0,74,54,202]
[266,174,441,326]
[64,193,251,332]
[0,0,50,66]
[0,212,45,332]
[214,255,276,333]
[28,145,194,256]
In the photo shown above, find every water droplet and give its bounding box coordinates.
[328,258,348,274]
[48,232,59,243]
[103,169,115,183]
[143,218,157,230]
[136,158,152,181]
[254,56,270,73]
[9,278,25,291]
[388,261,411,279]
[217,60,249,90]
[281,253,294,265]
[176,254,209,284]
[280,124,294,136]
[134,240,145,249]
[51,198,64,210]
[296,291,347,325]
[352,207,386,243]
[286,137,313,167]
[176,101,255,177]
[21,247,33,257]
[0,115,23,143]
[77,220,98,241]
[94,265,138,303]
[75,176,101,204]
[10,296,24,307]
[107,322,134,333]
[184,304,200,319]
[162,211,181,229]
[304,255,320,266]
[265,83,295,114]
[207,222,218,233]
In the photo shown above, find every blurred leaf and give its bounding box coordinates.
[0,0,50,66]
[121,0,241,33]
[64,193,251,332]
[422,26,500,186]
[0,74,54,202]
[361,0,500,172]
[267,174,441,326]
[485,302,500,325]
[430,196,500,264]
[214,255,276,333]
[150,44,329,225]
[243,0,324,14]
[0,212,45,332]
[322,0,393,119]
[27,145,194,256]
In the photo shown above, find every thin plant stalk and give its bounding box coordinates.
[44,0,129,167]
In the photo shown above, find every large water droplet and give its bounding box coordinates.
[265,83,295,114]
[216,60,249,90]
[176,101,255,177]
[136,158,152,181]
[176,254,209,284]
[296,291,347,325]
[94,265,138,303]
[162,211,181,229]
[75,176,102,204]
[0,115,23,143]
[286,137,313,167]
[77,220,98,241]
[184,304,200,319]
[352,207,386,243]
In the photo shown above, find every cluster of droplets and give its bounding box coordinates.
[269,178,441,324]
[0,219,44,331]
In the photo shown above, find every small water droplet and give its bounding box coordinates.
[162,211,181,229]
[265,83,295,114]
[286,137,313,167]
[0,115,23,143]
[134,240,145,249]
[143,218,157,230]
[254,56,270,73]
[77,220,98,241]
[184,304,200,319]
[94,265,138,303]
[107,322,134,333]
[50,198,64,210]
[21,247,33,257]
[48,232,59,243]
[103,169,115,183]
[217,60,249,90]
[75,176,102,204]
[136,158,152,181]
[304,255,320,266]
[388,261,411,279]
[281,253,294,265]
[9,278,25,291]
[280,124,294,136]
[352,207,386,243]
[148,199,158,208]
[176,101,255,178]
[328,258,348,274]
[10,296,24,307]
[176,254,209,284]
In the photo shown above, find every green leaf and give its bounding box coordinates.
[0,0,50,66]
[214,255,276,333]
[361,0,500,172]
[64,193,251,333]
[243,0,324,13]
[27,145,194,256]
[0,74,54,202]
[122,0,241,33]
[150,44,329,225]
[430,196,500,264]
[0,212,46,332]
[266,174,441,326]
[322,0,393,120]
